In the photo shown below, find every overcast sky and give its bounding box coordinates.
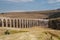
[0,0,60,13]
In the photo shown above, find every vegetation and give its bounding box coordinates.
[4,30,10,35]
[49,12,60,19]
[49,18,60,30]
[9,30,28,34]
[0,27,60,40]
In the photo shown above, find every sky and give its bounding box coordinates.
[0,0,60,13]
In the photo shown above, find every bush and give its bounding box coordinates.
[4,30,10,35]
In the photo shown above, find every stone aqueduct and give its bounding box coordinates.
[0,17,49,28]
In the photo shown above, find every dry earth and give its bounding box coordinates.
[0,27,60,40]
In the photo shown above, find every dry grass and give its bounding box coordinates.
[0,27,60,40]
[1,10,59,18]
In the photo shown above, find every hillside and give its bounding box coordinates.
[0,9,60,19]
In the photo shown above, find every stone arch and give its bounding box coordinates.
[24,19,27,28]
[3,19,6,27]
[21,19,23,28]
[15,19,16,28]
[23,19,25,28]
[18,19,20,28]
[11,19,13,27]
[7,19,10,27]
[0,19,2,27]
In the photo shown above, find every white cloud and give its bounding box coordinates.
[6,0,34,2]
[47,0,60,3]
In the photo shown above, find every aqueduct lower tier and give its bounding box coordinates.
[0,17,49,28]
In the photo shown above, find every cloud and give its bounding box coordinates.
[6,0,34,2]
[47,0,60,3]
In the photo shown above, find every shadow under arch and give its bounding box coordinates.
[7,19,10,27]
[18,19,20,28]
[3,19,6,27]
[11,19,13,27]
[15,19,16,28]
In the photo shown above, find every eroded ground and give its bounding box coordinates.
[0,27,60,40]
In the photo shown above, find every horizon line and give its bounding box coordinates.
[0,9,58,13]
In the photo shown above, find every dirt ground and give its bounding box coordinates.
[0,27,60,40]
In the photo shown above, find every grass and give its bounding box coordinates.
[9,30,28,34]
[0,27,60,40]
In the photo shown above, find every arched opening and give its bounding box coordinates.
[7,19,10,27]
[18,19,20,28]
[25,20,27,28]
[3,19,6,27]
[37,20,41,26]
[21,19,22,28]
[15,19,16,28]
[29,20,33,27]
[23,20,25,28]
[11,20,13,27]
[0,19,2,27]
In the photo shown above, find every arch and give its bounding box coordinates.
[7,19,10,27]
[23,19,25,28]
[18,19,20,28]
[25,20,27,28]
[0,19,2,27]
[3,19,6,27]
[29,20,32,27]
[15,19,16,28]
[21,19,22,28]
[11,19,13,27]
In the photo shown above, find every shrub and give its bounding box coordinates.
[4,30,10,35]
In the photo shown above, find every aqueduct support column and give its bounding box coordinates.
[32,20,34,27]
[37,20,39,26]
[19,19,21,28]
[20,19,22,28]
[10,19,12,27]
[16,19,18,28]
[2,19,4,27]
[24,19,26,28]
[23,19,24,28]
[31,20,33,27]
[6,19,8,27]
[29,20,31,28]
[26,19,27,28]
[26,19,28,28]
[13,19,15,28]
[21,19,23,28]
[28,20,29,28]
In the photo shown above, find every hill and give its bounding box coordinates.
[0,9,60,19]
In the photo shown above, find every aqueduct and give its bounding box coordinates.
[0,17,49,28]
